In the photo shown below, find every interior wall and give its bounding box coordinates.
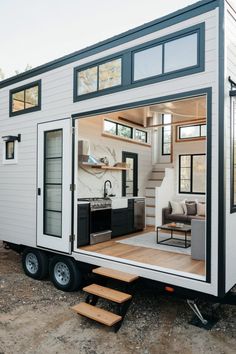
[76,116,152,198]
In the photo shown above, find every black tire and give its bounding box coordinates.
[22,248,49,280]
[49,256,82,292]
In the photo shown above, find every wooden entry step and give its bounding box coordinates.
[72,303,122,327]
[83,284,132,304]
[92,267,139,283]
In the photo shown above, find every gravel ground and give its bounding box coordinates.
[0,241,236,354]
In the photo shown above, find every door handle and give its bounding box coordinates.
[38,188,41,196]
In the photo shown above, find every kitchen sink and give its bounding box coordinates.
[109,197,128,209]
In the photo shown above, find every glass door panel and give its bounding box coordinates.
[122,152,138,197]
[37,119,72,253]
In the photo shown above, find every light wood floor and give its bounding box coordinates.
[81,227,206,277]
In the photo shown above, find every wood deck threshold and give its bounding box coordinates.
[80,227,205,277]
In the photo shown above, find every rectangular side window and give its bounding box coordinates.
[162,114,172,155]
[103,119,148,144]
[164,33,198,73]
[133,45,163,81]
[179,154,206,194]
[10,80,41,117]
[178,124,206,141]
[77,57,122,96]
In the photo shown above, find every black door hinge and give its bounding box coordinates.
[70,184,76,192]
[69,234,75,243]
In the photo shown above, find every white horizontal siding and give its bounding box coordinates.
[0,8,220,295]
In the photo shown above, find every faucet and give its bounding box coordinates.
[104,180,112,198]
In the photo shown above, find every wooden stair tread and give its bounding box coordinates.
[72,303,122,326]
[92,267,139,283]
[148,179,162,181]
[83,284,132,303]
[146,204,155,208]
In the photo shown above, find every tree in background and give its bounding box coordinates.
[15,64,32,76]
[0,68,4,80]
[0,64,32,80]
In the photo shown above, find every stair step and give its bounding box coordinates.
[83,284,132,304]
[146,204,155,208]
[146,216,155,226]
[92,267,139,283]
[146,214,155,218]
[72,303,122,326]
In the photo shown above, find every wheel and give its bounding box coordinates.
[22,248,49,280]
[49,256,82,292]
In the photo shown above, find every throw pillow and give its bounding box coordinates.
[186,201,197,216]
[181,199,187,215]
[197,202,206,217]
[170,201,184,215]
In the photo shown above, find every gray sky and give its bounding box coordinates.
[0,0,197,79]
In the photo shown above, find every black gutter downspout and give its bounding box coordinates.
[218,0,226,298]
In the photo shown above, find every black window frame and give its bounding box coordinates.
[10,80,41,117]
[178,123,206,140]
[135,129,148,143]
[179,153,206,195]
[5,141,15,160]
[75,56,123,98]
[104,119,150,144]
[132,28,202,83]
[162,114,172,156]
[73,23,205,102]
[104,119,133,139]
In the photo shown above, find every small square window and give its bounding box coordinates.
[10,81,41,116]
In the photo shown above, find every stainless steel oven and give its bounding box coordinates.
[78,198,112,245]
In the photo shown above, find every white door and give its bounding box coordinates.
[37,119,72,253]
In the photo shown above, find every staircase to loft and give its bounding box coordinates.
[145,164,173,226]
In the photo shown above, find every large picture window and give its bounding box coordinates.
[164,33,198,73]
[133,30,200,83]
[179,154,206,194]
[10,81,41,116]
[133,45,163,81]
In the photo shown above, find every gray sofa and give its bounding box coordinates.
[162,206,205,225]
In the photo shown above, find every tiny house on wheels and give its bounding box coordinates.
[1,0,236,328]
